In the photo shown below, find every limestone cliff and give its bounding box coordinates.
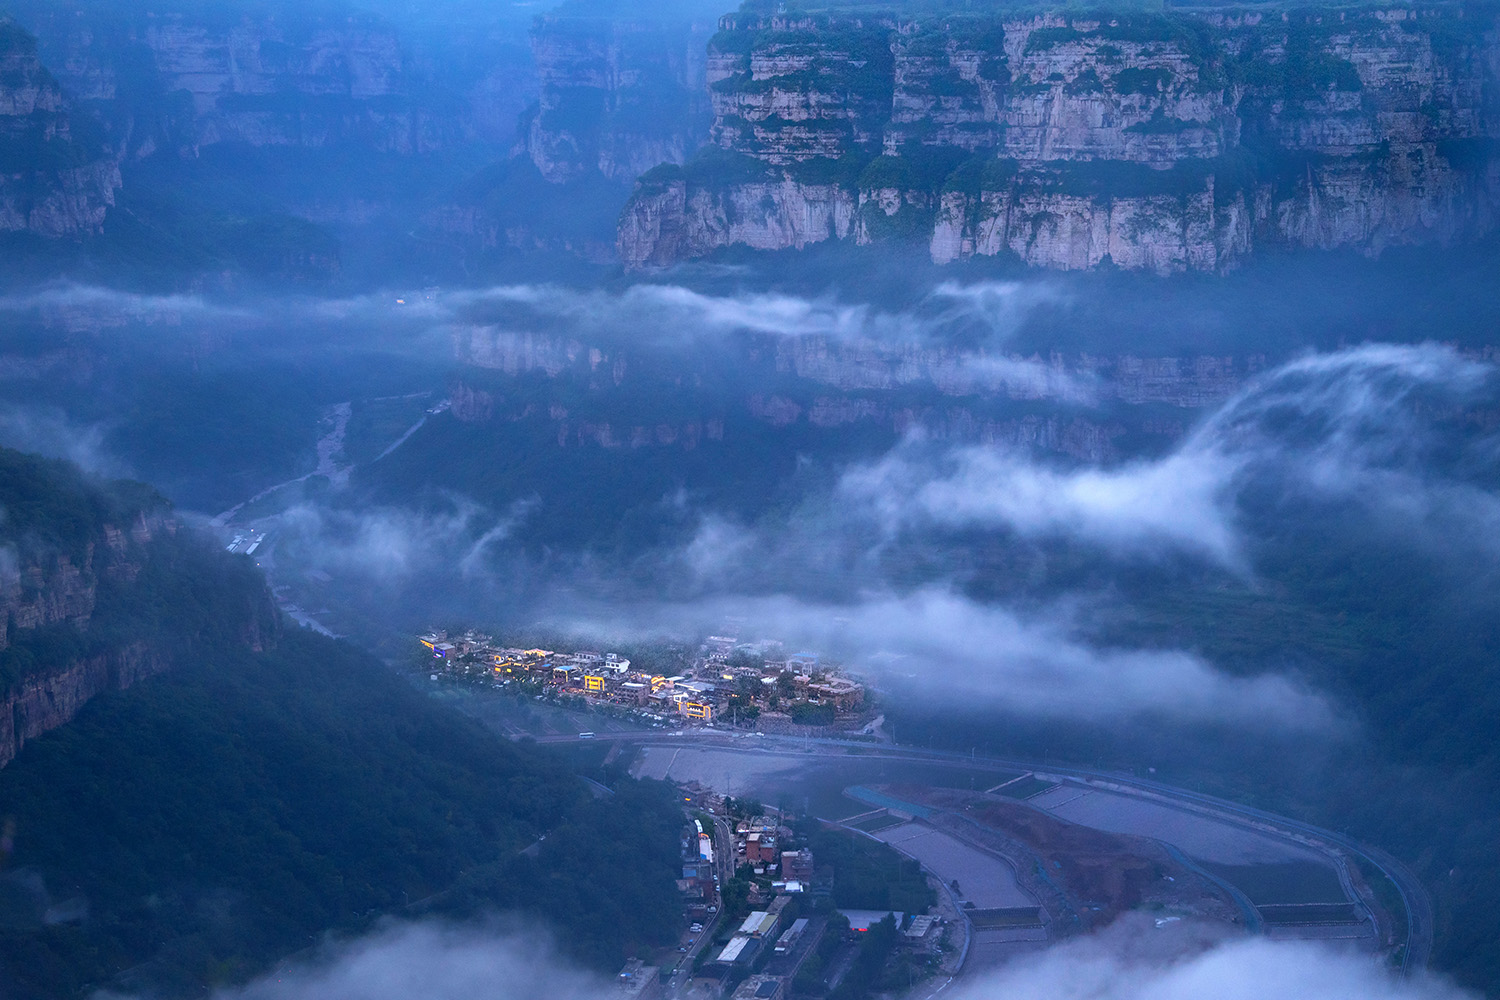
[524,4,716,182]
[0,451,278,769]
[771,336,1258,405]
[450,316,1269,464]
[0,507,171,767]
[455,317,1261,407]
[620,4,1500,272]
[0,642,170,769]
[0,17,119,236]
[10,3,465,158]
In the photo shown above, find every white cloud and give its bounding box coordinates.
[100,921,605,1000]
[443,277,1064,347]
[554,587,1333,730]
[951,915,1471,1000]
[0,282,249,329]
[678,514,758,583]
[276,496,531,584]
[838,343,1500,571]
[144,911,1470,1000]
[843,442,1244,568]
[0,406,131,478]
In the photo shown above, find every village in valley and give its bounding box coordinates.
[408,623,1407,1000]
[416,629,868,733]
[412,627,970,1000]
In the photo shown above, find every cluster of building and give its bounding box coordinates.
[619,788,950,1000]
[733,815,814,891]
[715,896,798,969]
[417,629,866,728]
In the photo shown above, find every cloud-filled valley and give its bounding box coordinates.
[13,279,1498,742]
[126,301,1500,738]
[122,916,1473,1000]
[835,342,1500,572]
[5,1,1500,996]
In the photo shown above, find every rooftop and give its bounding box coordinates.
[905,914,938,938]
[739,911,776,936]
[716,935,754,964]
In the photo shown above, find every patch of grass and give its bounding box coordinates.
[847,813,906,833]
[1198,861,1348,905]
[993,775,1058,800]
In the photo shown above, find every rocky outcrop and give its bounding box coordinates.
[449,311,1272,466]
[708,21,894,162]
[448,376,727,448]
[11,5,462,158]
[0,505,172,768]
[449,380,497,423]
[455,312,1263,407]
[0,509,173,650]
[2,553,96,637]
[452,325,587,376]
[561,418,725,448]
[0,641,168,769]
[0,453,279,770]
[524,7,715,182]
[0,17,119,236]
[619,173,857,265]
[757,391,1125,460]
[621,6,1500,272]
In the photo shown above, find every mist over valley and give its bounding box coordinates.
[0,0,1499,998]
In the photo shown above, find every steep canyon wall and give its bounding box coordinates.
[0,17,120,236]
[524,9,716,182]
[9,5,465,157]
[450,322,1266,461]
[0,479,276,769]
[620,5,1500,272]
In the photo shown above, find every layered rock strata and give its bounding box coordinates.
[524,8,716,182]
[12,5,462,158]
[621,6,1500,272]
[0,641,168,769]
[0,492,275,768]
[0,17,119,236]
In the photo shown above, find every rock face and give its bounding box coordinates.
[620,5,1500,272]
[0,507,174,768]
[451,316,1263,463]
[456,317,1262,407]
[0,641,168,769]
[0,478,276,770]
[524,7,715,182]
[620,174,859,263]
[11,5,466,158]
[0,18,119,236]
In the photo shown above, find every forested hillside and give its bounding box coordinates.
[0,451,684,998]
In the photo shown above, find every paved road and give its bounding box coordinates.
[539,728,1432,976]
[665,810,734,996]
